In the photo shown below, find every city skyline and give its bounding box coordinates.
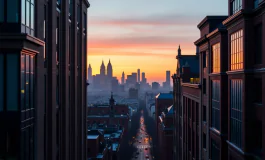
[88,59,170,84]
[87,0,227,82]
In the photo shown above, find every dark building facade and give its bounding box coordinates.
[173,1,265,160]
[0,0,90,160]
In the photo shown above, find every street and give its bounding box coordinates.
[131,110,153,160]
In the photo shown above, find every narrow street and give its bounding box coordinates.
[131,110,153,160]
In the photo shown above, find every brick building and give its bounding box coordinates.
[173,0,265,160]
[87,93,130,133]
[157,105,174,160]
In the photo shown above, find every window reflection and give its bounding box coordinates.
[230,30,243,70]
[21,0,34,36]
[232,0,242,15]
[212,43,220,73]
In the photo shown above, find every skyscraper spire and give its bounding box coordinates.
[178,45,181,56]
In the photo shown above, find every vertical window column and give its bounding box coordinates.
[211,80,220,131]
[230,30,243,70]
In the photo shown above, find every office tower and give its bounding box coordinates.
[88,64,92,82]
[0,0,90,160]
[122,71,125,84]
[107,59,113,80]
[137,69,140,82]
[166,70,170,86]
[142,72,145,81]
[100,60,106,75]
[131,73,137,84]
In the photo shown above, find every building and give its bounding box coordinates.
[0,0,89,160]
[87,93,130,133]
[111,78,119,93]
[137,69,140,82]
[121,72,125,84]
[152,82,160,90]
[88,64,92,83]
[157,105,174,160]
[173,1,265,160]
[100,60,106,76]
[142,72,146,83]
[128,88,138,99]
[107,59,113,81]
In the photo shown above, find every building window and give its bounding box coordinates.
[212,43,220,73]
[230,30,243,70]
[203,133,206,149]
[0,0,4,22]
[211,140,220,160]
[21,0,34,36]
[230,79,243,148]
[231,0,242,14]
[69,0,72,18]
[7,0,18,22]
[77,5,80,27]
[203,105,206,122]
[254,24,262,64]
[203,78,206,94]
[21,54,34,113]
[0,54,3,111]
[203,52,207,68]
[211,80,220,131]
[7,54,19,111]
[254,0,262,9]
[253,78,262,104]
[83,13,87,34]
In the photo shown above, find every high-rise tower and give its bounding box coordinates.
[122,71,125,84]
[100,60,106,75]
[107,59,113,79]
[88,64,92,82]
[137,69,140,82]
[166,70,170,86]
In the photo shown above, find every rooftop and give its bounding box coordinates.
[87,135,99,140]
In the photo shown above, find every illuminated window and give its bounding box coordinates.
[230,30,243,70]
[21,0,35,36]
[212,43,220,73]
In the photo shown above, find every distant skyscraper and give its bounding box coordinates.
[107,59,113,79]
[122,71,125,84]
[166,70,170,86]
[142,72,145,81]
[132,73,137,84]
[100,60,106,75]
[88,64,92,82]
[137,69,140,82]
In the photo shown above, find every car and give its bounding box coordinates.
[145,155,149,158]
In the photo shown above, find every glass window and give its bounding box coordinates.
[230,79,243,148]
[26,0,30,27]
[212,80,220,130]
[0,0,4,22]
[232,0,242,14]
[254,24,262,64]
[211,140,220,160]
[7,54,19,111]
[30,56,34,109]
[212,43,220,73]
[203,52,207,68]
[25,55,30,109]
[230,30,243,70]
[21,54,25,111]
[7,0,18,22]
[21,0,26,24]
[31,4,34,30]
[0,54,3,111]
[203,78,206,94]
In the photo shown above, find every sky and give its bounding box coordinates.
[87,0,227,83]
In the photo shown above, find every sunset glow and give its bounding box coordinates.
[87,0,227,83]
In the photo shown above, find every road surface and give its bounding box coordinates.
[131,110,153,160]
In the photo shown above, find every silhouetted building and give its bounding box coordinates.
[129,88,138,99]
[88,64,93,83]
[107,59,113,81]
[0,0,90,160]
[152,82,160,90]
[121,71,125,84]
[142,72,146,83]
[166,70,170,86]
[111,78,119,93]
[137,69,140,82]
[100,60,106,76]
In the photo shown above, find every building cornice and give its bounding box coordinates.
[83,0,90,8]
[181,83,201,89]
[194,35,208,46]
[206,27,227,39]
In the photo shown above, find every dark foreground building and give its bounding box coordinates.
[173,0,265,160]
[0,0,90,160]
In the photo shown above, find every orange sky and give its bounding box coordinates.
[86,0,227,83]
